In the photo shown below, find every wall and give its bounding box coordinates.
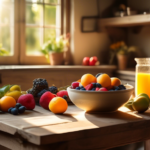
[71,0,113,65]
[127,0,150,57]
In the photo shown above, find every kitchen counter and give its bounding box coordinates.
[0,105,150,150]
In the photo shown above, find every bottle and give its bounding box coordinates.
[135,58,150,98]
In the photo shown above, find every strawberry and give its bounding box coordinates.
[85,84,93,90]
[95,87,100,91]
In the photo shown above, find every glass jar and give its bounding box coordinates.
[135,58,150,98]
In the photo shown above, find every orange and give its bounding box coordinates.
[97,74,111,88]
[81,74,96,87]
[49,97,68,114]
[0,96,16,112]
[111,77,121,86]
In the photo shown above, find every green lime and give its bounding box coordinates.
[124,99,134,111]
[132,96,149,113]
[137,93,150,103]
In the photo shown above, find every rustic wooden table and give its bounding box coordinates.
[0,105,150,150]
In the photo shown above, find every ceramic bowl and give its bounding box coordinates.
[67,84,134,113]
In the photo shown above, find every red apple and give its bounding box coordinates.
[89,56,98,66]
[82,57,90,66]
[17,94,35,110]
[40,91,55,110]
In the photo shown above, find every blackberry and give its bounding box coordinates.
[33,78,49,91]
[27,88,37,96]
[49,86,58,94]
[63,95,68,100]
[37,89,48,97]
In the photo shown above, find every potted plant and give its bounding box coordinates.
[109,41,137,70]
[41,35,69,65]
[0,44,9,56]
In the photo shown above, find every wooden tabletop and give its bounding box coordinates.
[0,105,150,150]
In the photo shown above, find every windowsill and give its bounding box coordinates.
[0,65,117,70]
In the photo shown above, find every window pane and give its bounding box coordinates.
[0,0,14,56]
[44,28,60,42]
[0,26,14,56]
[44,0,60,4]
[26,4,43,25]
[26,0,43,3]
[26,28,42,55]
[45,5,61,27]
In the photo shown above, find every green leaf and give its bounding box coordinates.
[0,85,12,98]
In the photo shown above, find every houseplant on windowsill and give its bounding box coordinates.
[109,41,137,70]
[41,35,69,65]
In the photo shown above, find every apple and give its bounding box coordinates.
[17,94,35,110]
[89,56,98,66]
[82,57,90,66]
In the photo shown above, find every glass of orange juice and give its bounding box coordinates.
[135,58,150,98]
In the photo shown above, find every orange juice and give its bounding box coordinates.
[136,73,150,98]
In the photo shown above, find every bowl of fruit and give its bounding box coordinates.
[67,73,134,113]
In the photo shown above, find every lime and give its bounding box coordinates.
[132,96,149,113]
[137,93,150,102]
[124,99,134,111]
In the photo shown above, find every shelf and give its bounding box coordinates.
[99,14,150,27]
[0,65,117,70]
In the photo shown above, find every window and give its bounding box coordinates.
[0,0,65,65]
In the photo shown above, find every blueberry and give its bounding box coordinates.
[63,95,68,100]
[15,103,22,109]
[76,87,80,90]
[118,85,126,90]
[96,83,102,88]
[109,90,114,91]
[95,73,104,78]
[18,106,26,114]
[114,86,120,90]
[8,107,13,113]
[91,88,96,91]
[80,88,86,91]
[79,86,84,89]
[11,108,19,115]
[92,83,96,88]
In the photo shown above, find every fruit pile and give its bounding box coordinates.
[71,73,126,91]
[0,84,35,115]
[125,93,150,113]
[0,78,70,115]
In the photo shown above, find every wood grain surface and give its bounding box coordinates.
[0,105,150,150]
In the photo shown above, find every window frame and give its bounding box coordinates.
[0,0,69,65]
[0,0,19,65]
[20,0,64,65]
